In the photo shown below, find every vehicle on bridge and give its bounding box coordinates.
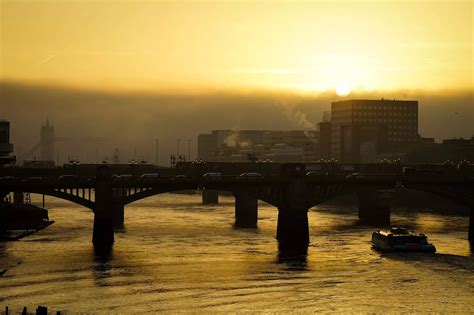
[57,175,77,181]
[306,171,329,176]
[171,175,189,182]
[0,176,19,180]
[112,174,133,180]
[345,173,366,180]
[341,164,356,172]
[372,227,436,253]
[237,172,263,181]
[140,173,159,180]
[202,172,222,182]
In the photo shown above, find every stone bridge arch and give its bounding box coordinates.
[8,188,95,210]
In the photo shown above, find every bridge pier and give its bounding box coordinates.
[13,191,24,205]
[275,164,310,254]
[202,190,219,204]
[234,192,258,228]
[93,166,114,248]
[93,212,114,248]
[357,189,393,226]
[276,207,309,251]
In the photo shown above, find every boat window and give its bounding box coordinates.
[393,236,425,244]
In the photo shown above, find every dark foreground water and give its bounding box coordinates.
[1,194,473,313]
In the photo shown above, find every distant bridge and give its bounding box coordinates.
[1,162,473,250]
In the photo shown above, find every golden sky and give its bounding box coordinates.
[1,0,472,93]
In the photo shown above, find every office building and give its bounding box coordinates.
[317,122,331,159]
[197,130,318,163]
[331,99,418,162]
[0,120,15,166]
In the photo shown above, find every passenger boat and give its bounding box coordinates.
[372,227,436,253]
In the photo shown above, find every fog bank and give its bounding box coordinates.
[0,81,472,165]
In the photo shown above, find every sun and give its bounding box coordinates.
[336,83,352,97]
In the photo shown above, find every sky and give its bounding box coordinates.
[1,0,473,93]
[0,1,473,163]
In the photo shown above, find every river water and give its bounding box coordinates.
[1,193,473,313]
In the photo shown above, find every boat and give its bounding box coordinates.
[372,227,436,253]
[0,202,54,241]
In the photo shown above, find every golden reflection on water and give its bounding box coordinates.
[0,194,473,313]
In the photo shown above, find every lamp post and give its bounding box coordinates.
[177,138,180,157]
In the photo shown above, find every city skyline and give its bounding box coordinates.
[1,1,474,313]
[1,85,472,166]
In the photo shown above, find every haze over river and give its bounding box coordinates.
[1,193,473,313]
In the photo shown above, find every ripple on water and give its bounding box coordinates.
[0,194,473,313]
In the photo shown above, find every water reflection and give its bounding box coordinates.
[277,245,308,271]
[1,193,473,313]
[0,242,6,259]
[92,246,114,286]
[114,226,127,233]
[232,225,260,234]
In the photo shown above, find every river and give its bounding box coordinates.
[1,193,473,313]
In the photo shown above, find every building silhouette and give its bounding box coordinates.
[198,130,318,163]
[330,99,418,162]
[0,119,15,166]
[40,120,55,162]
[317,111,332,159]
[406,137,474,163]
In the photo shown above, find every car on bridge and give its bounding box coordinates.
[112,174,133,181]
[57,175,78,181]
[202,172,222,182]
[140,173,159,180]
[0,176,19,181]
[306,171,329,176]
[345,173,366,181]
[237,172,263,181]
[171,175,189,182]
[341,164,356,172]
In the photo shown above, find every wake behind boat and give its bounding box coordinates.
[372,227,436,253]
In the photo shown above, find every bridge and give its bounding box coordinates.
[1,162,473,251]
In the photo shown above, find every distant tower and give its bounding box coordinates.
[40,119,55,162]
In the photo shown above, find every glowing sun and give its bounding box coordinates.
[336,83,352,97]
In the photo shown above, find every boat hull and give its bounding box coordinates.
[372,243,436,253]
